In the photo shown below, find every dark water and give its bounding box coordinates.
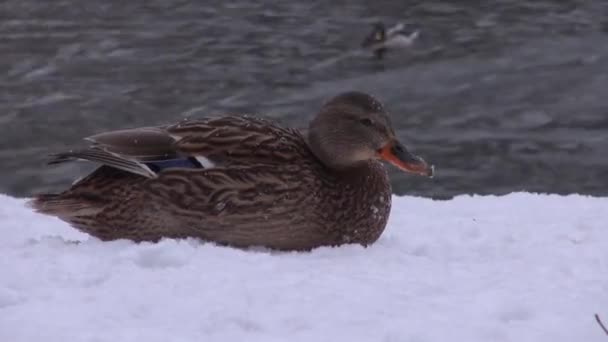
[2,1,608,199]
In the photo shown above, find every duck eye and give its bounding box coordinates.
[360,118,374,126]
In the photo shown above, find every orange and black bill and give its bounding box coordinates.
[378,140,434,177]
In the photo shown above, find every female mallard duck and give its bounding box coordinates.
[30,91,433,251]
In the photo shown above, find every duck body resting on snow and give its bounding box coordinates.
[30,91,433,251]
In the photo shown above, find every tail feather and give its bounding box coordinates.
[28,193,104,218]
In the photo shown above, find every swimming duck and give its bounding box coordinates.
[29,91,433,251]
[361,22,419,60]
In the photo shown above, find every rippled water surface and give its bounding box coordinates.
[2,1,608,199]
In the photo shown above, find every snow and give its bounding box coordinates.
[0,192,607,342]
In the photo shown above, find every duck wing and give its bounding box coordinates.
[49,126,178,178]
[48,116,308,178]
[166,116,308,166]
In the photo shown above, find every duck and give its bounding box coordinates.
[361,22,419,60]
[29,91,434,251]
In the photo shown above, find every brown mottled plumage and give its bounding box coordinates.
[29,91,433,251]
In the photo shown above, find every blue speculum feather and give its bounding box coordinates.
[145,158,201,172]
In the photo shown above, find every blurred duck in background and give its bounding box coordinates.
[361,22,419,60]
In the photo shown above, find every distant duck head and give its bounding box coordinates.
[361,22,419,60]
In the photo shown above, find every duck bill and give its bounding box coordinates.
[378,141,434,177]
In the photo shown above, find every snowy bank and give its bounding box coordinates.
[0,193,607,342]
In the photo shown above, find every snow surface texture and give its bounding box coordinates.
[0,193,607,342]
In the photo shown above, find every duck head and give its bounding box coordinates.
[361,22,418,60]
[308,91,434,177]
[361,22,387,49]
